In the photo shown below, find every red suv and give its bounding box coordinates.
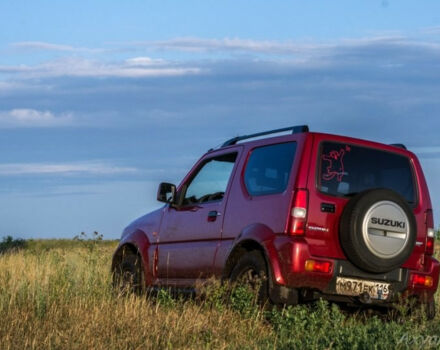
[112,126,439,317]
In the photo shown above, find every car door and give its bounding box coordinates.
[157,148,241,286]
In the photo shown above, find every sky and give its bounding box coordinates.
[1,1,440,239]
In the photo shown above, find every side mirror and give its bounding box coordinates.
[157,182,176,203]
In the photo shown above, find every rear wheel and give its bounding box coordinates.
[422,299,436,320]
[229,251,269,305]
[390,298,436,321]
[113,252,144,295]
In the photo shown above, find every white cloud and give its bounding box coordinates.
[9,36,440,59]
[0,81,25,91]
[138,37,325,55]
[0,64,32,74]
[0,57,202,79]
[135,36,398,54]
[10,38,326,58]
[10,41,104,54]
[43,57,201,77]
[0,109,73,128]
[12,41,76,52]
[0,162,138,176]
[127,36,440,65]
[5,35,440,80]
[125,56,166,66]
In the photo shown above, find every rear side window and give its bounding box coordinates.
[318,142,416,204]
[244,142,297,196]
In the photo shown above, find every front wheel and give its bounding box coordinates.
[113,253,144,295]
[229,251,269,306]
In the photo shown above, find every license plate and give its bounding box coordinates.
[335,277,390,300]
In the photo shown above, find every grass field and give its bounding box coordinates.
[0,239,439,349]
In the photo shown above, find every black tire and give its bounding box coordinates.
[113,253,144,295]
[424,299,436,320]
[340,189,417,273]
[395,299,436,321]
[229,251,269,305]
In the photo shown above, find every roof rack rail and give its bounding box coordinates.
[222,125,309,147]
[390,143,407,150]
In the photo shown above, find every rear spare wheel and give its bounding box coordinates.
[340,189,416,273]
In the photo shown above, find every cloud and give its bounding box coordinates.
[12,41,76,52]
[0,64,32,74]
[0,109,73,128]
[124,56,167,66]
[131,35,440,58]
[3,34,440,234]
[11,38,321,56]
[10,41,104,54]
[0,81,26,91]
[420,26,440,35]
[0,162,138,176]
[9,36,440,62]
[0,57,202,79]
[2,34,440,142]
[146,37,317,54]
[2,35,440,145]
[4,36,440,81]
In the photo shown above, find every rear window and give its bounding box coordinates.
[318,142,416,204]
[244,142,297,196]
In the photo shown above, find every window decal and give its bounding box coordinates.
[322,146,350,182]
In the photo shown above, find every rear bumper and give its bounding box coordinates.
[270,237,439,305]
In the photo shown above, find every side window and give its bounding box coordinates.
[184,153,237,205]
[244,142,297,196]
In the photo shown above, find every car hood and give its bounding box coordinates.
[121,206,165,240]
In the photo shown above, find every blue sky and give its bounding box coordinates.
[1,1,440,239]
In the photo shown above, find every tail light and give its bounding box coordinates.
[425,209,435,256]
[289,189,308,235]
[411,273,433,288]
[305,259,332,273]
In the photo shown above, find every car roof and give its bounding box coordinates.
[216,129,414,159]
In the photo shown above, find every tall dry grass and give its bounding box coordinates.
[0,243,272,349]
[0,241,438,349]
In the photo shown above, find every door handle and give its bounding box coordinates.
[207,210,221,222]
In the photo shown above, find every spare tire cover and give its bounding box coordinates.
[339,188,416,273]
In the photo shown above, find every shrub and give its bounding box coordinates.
[0,235,26,254]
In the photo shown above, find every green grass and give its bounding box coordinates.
[0,239,438,349]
